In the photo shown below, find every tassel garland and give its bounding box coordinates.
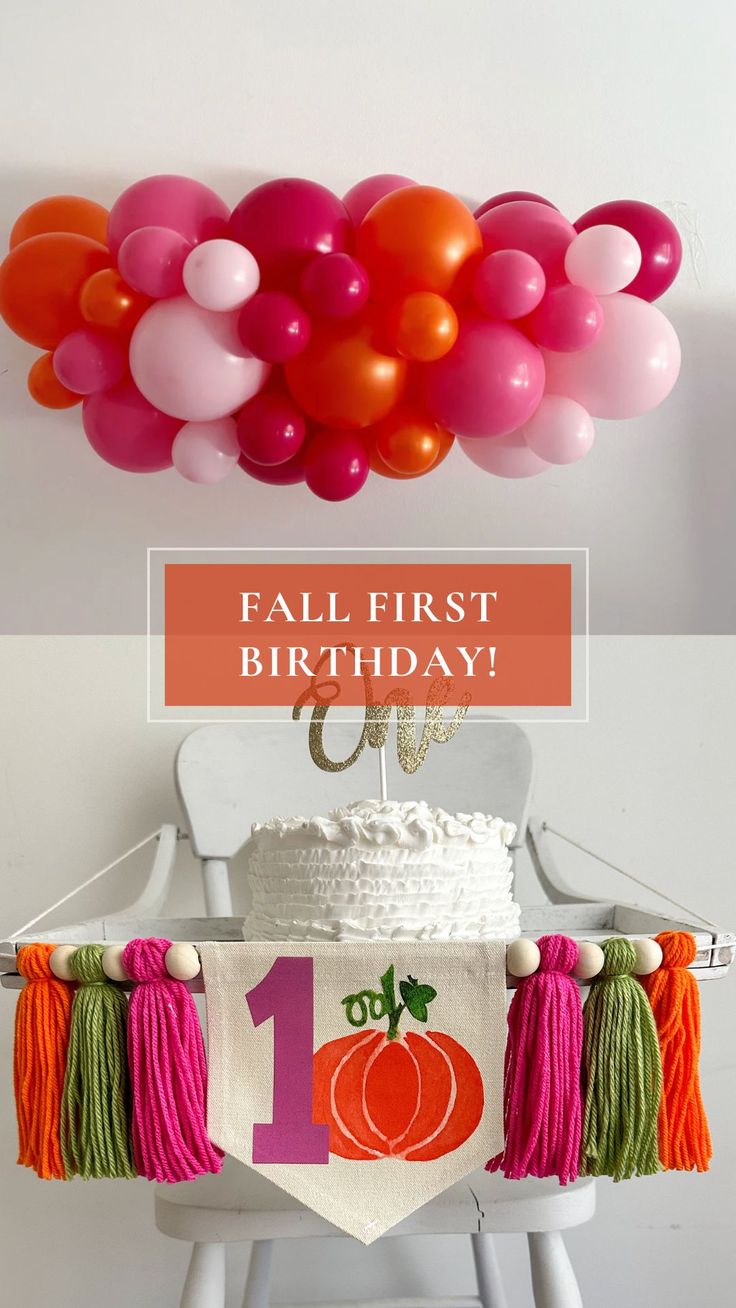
[14,943,72,1180]
[487,934,583,1184]
[123,938,222,1183]
[642,931,712,1172]
[60,944,136,1179]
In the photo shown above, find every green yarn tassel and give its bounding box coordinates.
[581,937,662,1181]
[60,945,136,1179]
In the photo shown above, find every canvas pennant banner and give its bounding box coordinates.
[200,940,506,1242]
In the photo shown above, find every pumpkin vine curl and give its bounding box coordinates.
[342,965,437,1041]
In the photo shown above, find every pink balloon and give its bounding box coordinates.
[564,225,641,296]
[542,292,681,418]
[528,284,603,352]
[183,239,260,312]
[172,418,240,484]
[459,430,550,479]
[574,200,681,302]
[239,449,306,485]
[478,201,577,283]
[107,174,229,257]
[130,297,270,421]
[228,179,352,287]
[304,429,369,501]
[83,380,180,472]
[521,395,595,464]
[237,389,306,465]
[118,226,192,298]
[53,328,126,394]
[342,174,416,226]
[419,317,545,439]
[300,253,369,319]
[472,250,545,320]
[237,291,311,362]
[474,191,557,219]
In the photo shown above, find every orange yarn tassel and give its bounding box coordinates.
[643,931,712,1172]
[13,944,73,1180]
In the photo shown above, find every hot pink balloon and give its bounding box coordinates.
[473,250,545,320]
[118,226,192,298]
[107,174,229,257]
[130,296,270,421]
[228,178,352,287]
[542,292,681,418]
[304,429,369,501]
[521,395,595,465]
[459,430,550,479]
[419,317,545,439]
[342,174,416,226]
[574,200,681,301]
[172,417,240,484]
[237,291,311,362]
[237,389,306,465]
[474,190,557,219]
[182,239,260,312]
[300,253,369,319]
[478,201,577,283]
[564,225,641,296]
[239,449,306,485]
[53,328,126,394]
[82,380,180,472]
[528,284,603,352]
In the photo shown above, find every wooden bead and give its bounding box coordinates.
[573,941,605,980]
[165,942,201,981]
[102,944,128,982]
[49,944,76,981]
[506,937,541,978]
[632,937,663,976]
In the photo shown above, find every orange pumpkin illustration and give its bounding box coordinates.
[313,965,484,1161]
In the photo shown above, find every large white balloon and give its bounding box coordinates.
[130,296,270,421]
[542,292,680,419]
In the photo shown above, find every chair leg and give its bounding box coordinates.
[527,1231,583,1308]
[242,1239,274,1308]
[180,1241,226,1308]
[471,1232,508,1308]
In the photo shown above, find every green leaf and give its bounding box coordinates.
[399,979,437,1023]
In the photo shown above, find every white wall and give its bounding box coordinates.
[0,635,734,1306]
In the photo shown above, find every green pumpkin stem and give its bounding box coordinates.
[341,965,437,1039]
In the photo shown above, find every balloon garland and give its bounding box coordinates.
[0,177,683,501]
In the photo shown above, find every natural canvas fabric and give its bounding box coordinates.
[200,940,506,1242]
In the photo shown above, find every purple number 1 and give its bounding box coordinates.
[246,956,329,1164]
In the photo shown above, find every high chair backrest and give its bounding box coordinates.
[175,718,534,918]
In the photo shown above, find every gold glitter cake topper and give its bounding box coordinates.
[292,645,471,775]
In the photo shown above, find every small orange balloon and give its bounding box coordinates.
[285,314,407,430]
[0,233,111,349]
[370,412,455,479]
[79,268,150,333]
[10,196,109,249]
[27,353,81,409]
[386,292,458,362]
[357,186,481,298]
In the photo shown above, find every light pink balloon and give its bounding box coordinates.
[130,297,270,421]
[53,328,126,394]
[183,239,260,311]
[459,429,551,479]
[564,225,642,295]
[118,226,192,298]
[342,174,416,226]
[542,292,681,419]
[521,395,595,465]
[172,417,240,483]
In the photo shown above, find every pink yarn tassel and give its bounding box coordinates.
[487,934,583,1185]
[123,938,222,1183]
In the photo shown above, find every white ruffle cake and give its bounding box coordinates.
[243,799,521,942]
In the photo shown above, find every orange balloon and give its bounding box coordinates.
[27,353,81,409]
[10,196,109,249]
[79,267,151,333]
[357,186,481,298]
[370,416,454,479]
[0,233,111,349]
[285,315,407,429]
[386,291,458,362]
